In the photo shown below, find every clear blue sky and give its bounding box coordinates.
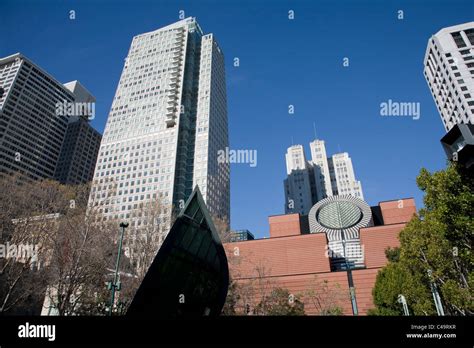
[1,0,472,238]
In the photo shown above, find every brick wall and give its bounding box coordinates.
[379,198,416,225]
[223,198,415,315]
[224,233,330,279]
[359,223,404,268]
[268,213,302,238]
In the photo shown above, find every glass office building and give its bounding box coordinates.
[230,229,255,242]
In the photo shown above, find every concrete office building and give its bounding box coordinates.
[54,81,102,185]
[0,53,98,182]
[284,139,363,215]
[88,18,230,246]
[54,118,102,185]
[424,22,474,168]
[423,22,474,131]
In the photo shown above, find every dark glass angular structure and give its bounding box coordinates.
[127,187,229,317]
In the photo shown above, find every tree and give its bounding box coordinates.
[0,173,180,316]
[45,207,116,315]
[254,288,305,316]
[0,175,67,314]
[302,276,345,315]
[115,200,166,313]
[369,249,434,316]
[129,201,166,276]
[0,175,120,315]
[221,277,240,315]
[25,180,117,316]
[211,215,232,243]
[224,258,306,316]
[212,214,238,316]
[371,163,473,316]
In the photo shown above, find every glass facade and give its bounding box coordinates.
[230,229,255,242]
[127,187,229,317]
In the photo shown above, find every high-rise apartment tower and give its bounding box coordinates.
[423,22,474,131]
[88,18,230,244]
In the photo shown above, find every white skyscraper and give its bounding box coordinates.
[327,153,363,199]
[423,22,474,132]
[284,139,363,215]
[284,145,314,215]
[309,139,333,201]
[88,18,229,245]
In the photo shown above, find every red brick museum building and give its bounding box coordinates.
[223,197,417,315]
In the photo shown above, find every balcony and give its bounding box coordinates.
[166,103,176,112]
[165,115,177,128]
[169,81,179,89]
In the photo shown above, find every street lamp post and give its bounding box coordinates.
[107,222,128,316]
[342,231,358,316]
[427,269,445,316]
[336,205,358,316]
[397,294,410,316]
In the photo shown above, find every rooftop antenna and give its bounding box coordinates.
[313,122,318,140]
[338,143,342,153]
[291,136,294,145]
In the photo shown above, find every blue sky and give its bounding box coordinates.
[1,0,472,238]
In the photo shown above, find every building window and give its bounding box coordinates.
[465,28,474,45]
[451,32,467,48]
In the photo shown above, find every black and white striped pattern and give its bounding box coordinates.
[308,195,373,239]
[308,195,373,270]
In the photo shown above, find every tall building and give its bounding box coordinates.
[230,229,255,242]
[423,22,474,132]
[284,139,363,215]
[54,118,102,185]
[54,80,102,185]
[0,53,97,182]
[328,153,364,199]
[283,145,314,215]
[309,139,334,201]
[88,18,230,243]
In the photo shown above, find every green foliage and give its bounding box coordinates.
[302,277,345,315]
[370,260,435,316]
[385,247,400,263]
[320,306,343,315]
[254,288,305,316]
[371,163,473,316]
